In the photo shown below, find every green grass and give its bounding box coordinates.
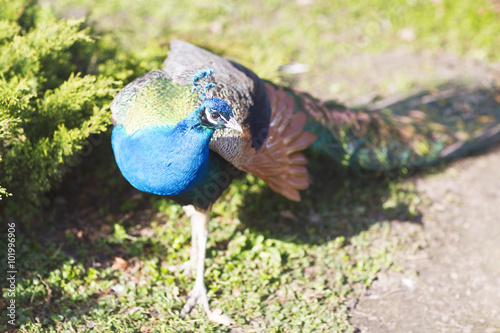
[2,0,499,331]
[1,144,423,331]
[2,169,421,332]
[47,0,500,95]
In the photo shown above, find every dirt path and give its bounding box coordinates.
[350,149,500,332]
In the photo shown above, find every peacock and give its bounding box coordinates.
[111,40,500,320]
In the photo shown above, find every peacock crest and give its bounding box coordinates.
[191,69,216,101]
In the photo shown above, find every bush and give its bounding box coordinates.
[0,1,118,210]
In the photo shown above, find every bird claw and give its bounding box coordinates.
[180,283,234,326]
[178,260,194,277]
[207,308,234,326]
[180,282,210,318]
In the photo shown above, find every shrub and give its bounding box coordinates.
[0,1,118,210]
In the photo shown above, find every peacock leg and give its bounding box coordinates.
[179,205,200,277]
[180,204,211,318]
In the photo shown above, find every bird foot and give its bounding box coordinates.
[178,260,194,277]
[207,308,234,326]
[180,283,233,326]
[180,282,210,318]
[173,247,199,277]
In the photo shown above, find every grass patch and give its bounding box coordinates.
[1,141,422,331]
[2,173,418,331]
[46,0,500,95]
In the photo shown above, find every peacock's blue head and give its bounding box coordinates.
[199,98,243,133]
[191,69,242,133]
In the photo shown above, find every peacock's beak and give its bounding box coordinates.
[224,116,243,133]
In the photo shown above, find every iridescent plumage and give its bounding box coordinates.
[111,40,500,322]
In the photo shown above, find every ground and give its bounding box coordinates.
[341,51,500,332]
[350,149,500,332]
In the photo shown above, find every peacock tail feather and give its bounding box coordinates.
[293,87,500,173]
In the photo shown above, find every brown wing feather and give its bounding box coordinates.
[239,84,317,201]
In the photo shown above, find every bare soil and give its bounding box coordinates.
[318,50,500,333]
[350,149,500,332]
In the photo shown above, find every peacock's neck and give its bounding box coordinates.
[112,107,215,196]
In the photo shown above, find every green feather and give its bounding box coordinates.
[125,77,197,135]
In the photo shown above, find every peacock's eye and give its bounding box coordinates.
[210,113,220,120]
